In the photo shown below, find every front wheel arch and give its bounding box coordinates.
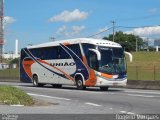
[32,74,44,87]
[75,75,86,90]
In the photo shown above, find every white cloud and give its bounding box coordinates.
[149,8,158,14]
[71,25,85,35]
[4,16,16,25]
[125,26,160,37]
[49,9,89,22]
[56,25,85,37]
[56,25,68,36]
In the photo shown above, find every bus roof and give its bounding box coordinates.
[26,38,121,49]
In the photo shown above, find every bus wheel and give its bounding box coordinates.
[76,79,86,90]
[33,75,43,87]
[100,86,109,91]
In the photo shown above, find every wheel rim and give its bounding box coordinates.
[33,79,36,86]
[33,76,38,86]
[77,79,82,87]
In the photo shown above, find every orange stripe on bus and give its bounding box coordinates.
[85,69,97,86]
[63,42,70,46]
[23,60,35,78]
[82,56,97,86]
[39,60,74,81]
[101,73,113,79]
[82,56,88,66]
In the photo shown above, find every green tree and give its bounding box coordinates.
[103,31,144,52]
[9,58,20,66]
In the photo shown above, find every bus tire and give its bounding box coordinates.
[33,75,44,87]
[100,86,109,91]
[76,77,86,90]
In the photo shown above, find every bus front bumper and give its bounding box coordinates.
[95,76,127,87]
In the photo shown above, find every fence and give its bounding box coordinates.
[128,66,160,80]
[0,67,19,80]
[0,66,160,81]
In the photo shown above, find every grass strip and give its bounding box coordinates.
[0,86,34,106]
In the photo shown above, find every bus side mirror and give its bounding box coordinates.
[88,49,101,70]
[89,49,101,60]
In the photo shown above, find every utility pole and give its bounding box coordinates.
[0,0,4,63]
[147,37,149,51]
[111,21,115,42]
[136,37,138,52]
[50,37,55,41]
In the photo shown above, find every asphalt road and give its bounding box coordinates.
[0,82,160,120]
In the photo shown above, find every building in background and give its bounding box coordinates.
[3,53,19,59]
[154,39,160,46]
[3,39,20,59]
[154,39,160,52]
[0,39,20,69]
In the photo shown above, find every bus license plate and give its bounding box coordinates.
[113,82,118,86]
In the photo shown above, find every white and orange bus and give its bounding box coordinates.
[20,38,127,90]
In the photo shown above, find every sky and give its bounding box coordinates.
[3,0,160,53]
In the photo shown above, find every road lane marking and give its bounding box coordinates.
[127,94,155,98]
[124,90,160,95]
[28,93,71,101]
[10,105,24,107]
[85,102,101,107]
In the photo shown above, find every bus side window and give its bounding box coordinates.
[44,46,61,59]
[82,43,96,64]
[58,46,71,59]
[21,49,26,59]
[88,50,98,70]
[67,44,82,59]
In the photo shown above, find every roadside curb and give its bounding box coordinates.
[0,79,160,90]
[0,79,20,83]
[127,80,160,90]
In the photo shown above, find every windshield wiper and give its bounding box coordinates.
[116,65,123,74]
[111,57,122,74]
[100,64,109,68]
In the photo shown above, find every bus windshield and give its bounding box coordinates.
[98,47,126,75]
